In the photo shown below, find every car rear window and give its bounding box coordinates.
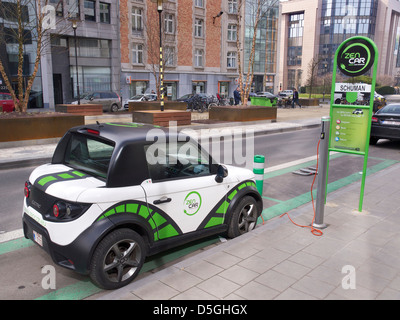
[64,134,115,179]
[378,105,400,115]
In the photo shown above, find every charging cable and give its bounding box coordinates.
[280,139,323,237]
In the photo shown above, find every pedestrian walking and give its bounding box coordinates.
[292,88,301,108]
[234,87,241,105]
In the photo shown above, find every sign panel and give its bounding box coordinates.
[328,36,378,212]
[330,107,369,153]
[335,83,372,93]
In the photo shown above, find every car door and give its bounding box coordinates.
[141,139,234,239]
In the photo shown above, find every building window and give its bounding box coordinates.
[164,13,174,34]
[194,19,204,37]
[130,81,148,97]
[70,66,111,96]
[165,47,175,66]
[132,43,143,64]
[228,0,238,14]
[192,81,206,94]
[132,7,143,32]
[194,49,204,67]
[287,13,304,66]
[49,0,63,17]
[70,38,110,58]
[99,2,110,23]
[84,0,96,22]
[227,51,236,68]
[195,0,204,8]
[227,24,237,41]
[68,0,80,18]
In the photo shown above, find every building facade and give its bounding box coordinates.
[278,0,400,91]
[119,0,279,101]
[41,0,121,108]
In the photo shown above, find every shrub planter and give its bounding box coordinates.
[55,104,103,116]
[298,98,319,106]
[128,101,187,112]
[209,105,277,122]
[132,110,191,127]
[0,112,84,142]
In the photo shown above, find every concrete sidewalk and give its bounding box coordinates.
[97,162,400,300]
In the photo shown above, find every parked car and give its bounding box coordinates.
[0,93,16,112]
[123,94,157,109]
[279,90,293,98]
[72,91,121,112]
[22,123,262,289]
[370,103,400,144]
[177,93,194,103]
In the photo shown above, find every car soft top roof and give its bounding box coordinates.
[69,122,170,145]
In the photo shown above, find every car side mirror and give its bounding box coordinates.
[90,97,94,101]
[215,164,228,183]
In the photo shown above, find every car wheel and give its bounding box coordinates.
[89,228,146,290]
[110,104,119,112]
[227,196,259,238]
[370,137,379,145]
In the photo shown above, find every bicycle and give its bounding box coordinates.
[187,94,207,113]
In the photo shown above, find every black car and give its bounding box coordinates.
[370,103,400,144]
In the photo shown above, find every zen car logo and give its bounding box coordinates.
[343,52,365,66]
[184,191,202,216]
[337,38,375,77]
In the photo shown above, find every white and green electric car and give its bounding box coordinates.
[22,123,262,289]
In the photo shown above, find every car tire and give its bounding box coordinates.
[227,196,259,239]
[89,228,146,290]
[110,104,119,112]
[370,137,379,145]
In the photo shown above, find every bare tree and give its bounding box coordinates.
[236,0,278,106]
[305,56,323,98]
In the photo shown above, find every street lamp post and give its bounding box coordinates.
[71,19,80,105]
[151,0,166,111]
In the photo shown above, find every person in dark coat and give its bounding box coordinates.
[234,87,241,105]
[291,88,301,108]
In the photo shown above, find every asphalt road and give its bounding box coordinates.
[0,128,399,300]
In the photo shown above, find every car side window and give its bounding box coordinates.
[92,92,101,99]
[144,140,211,182]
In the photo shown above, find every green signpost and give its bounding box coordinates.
[328,36,379,212]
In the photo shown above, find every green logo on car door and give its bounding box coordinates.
[184,191,202,216]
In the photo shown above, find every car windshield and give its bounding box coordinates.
[64,134,115,179]
[378,105,400,115]
[130,95,144,100]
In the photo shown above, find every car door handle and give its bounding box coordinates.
[153,197,172,205]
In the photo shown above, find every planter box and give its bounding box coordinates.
[129,101,187,112]
[299,98,319,106]
[209,105,277,122]
[250,97,277,107]
[55,104,103,116]
[132,110,191,127]
[0,113,84,142]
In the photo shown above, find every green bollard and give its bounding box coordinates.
[253,155,265,196]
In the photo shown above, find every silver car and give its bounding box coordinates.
[73,91,122,112]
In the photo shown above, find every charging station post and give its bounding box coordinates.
[313,116,330,229]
